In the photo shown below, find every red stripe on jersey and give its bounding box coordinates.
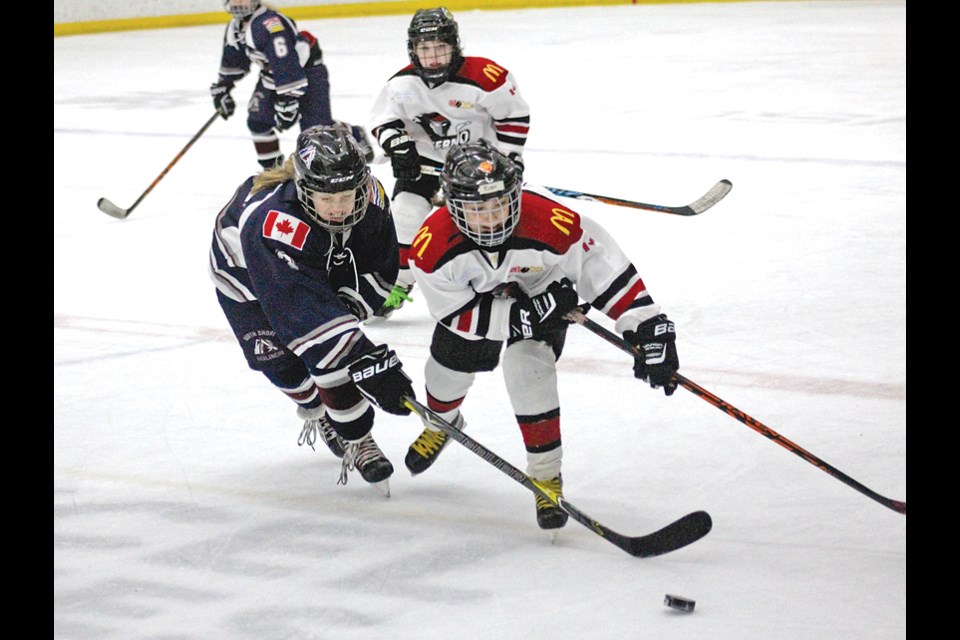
[456,308,473,332]
[519,415,561,448]
[607,278,648,320]
[495,123,529,134]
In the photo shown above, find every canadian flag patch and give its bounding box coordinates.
[263,210,310,250]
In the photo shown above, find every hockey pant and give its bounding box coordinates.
[425,323,566,480]
[216,292,374,441]
[246,64,333,167]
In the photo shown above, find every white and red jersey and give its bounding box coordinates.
[369,57,530,165]
[408,189,663,342]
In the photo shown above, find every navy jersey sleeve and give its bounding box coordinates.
[218,20,250,83]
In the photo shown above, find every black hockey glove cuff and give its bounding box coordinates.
[385,134,421,181]
[623,314,679,396]
[347,345,415,416]
[509,282,580,341]
[210,81,235,119]
[274,95,301,131]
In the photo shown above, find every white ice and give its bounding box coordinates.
[54,2,906,638]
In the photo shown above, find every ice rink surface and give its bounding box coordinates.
[54,2,905,638]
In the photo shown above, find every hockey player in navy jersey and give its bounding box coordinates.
[404,141,680,528]
[210,0,373,169]
[368,6,530,318]
[209,124,416,494]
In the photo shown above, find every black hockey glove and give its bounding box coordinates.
[509,282,580,341]
[347,345,415,416]
[210,81,235,119]
[508,152,525,177]
[385,134,421,181]
[623,314,679,396]
[274,95,301,131]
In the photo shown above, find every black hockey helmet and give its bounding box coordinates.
[293,125,371,232]
[442,141,522,247]
[222,0,260,19]
[407,7,463,84]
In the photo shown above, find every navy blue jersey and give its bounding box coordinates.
[210,175,398,373]
[217,7,323,97]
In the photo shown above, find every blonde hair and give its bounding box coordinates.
[251,156,296,194]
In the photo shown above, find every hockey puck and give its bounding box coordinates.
[664,594,696,612]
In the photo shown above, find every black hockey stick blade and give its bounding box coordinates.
[97,197,130,220]
[559,497,712,558]
[403,396,712,558]
[542,179,733,216]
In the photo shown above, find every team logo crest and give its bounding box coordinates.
[297,145,317,165]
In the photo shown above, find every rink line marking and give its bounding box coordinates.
[55,313,905,401]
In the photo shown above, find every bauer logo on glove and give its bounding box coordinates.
[347,345,415,415]
[350,351,401,382]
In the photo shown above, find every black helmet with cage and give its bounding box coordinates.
[292,125,371,232]
[222,0,260,19]
[407,7,463,84]
[441,141,522,247]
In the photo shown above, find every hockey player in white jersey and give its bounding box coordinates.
[405,141,681,529]
[368,6,530,318]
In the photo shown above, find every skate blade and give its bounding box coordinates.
[372,478,391,498]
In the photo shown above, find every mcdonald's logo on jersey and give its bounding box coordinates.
[483,63,505,83]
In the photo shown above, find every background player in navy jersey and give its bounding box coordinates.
[210,0,373,169]
[209,124,415,495]
[405,141,680,529]
[368,6,530,318]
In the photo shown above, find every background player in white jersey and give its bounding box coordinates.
[368,6,530,318]
[209,124,416,494]
[405,141,680,529]
[210,0,373,169]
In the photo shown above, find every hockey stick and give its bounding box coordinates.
[402,396,712,558]
[542,180,732,216]
[566,309,907,515]
[416,165,731,217]
[97,111,221,220]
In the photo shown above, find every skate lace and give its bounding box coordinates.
[411,428,447,457]
[298,419,319,450]
[298,415,338,451]
[338,435,384,485]
[534,477,563,511]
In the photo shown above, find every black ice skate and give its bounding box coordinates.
[534,475,569,530]
[404,413,463,475]
[339,433,394,497]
